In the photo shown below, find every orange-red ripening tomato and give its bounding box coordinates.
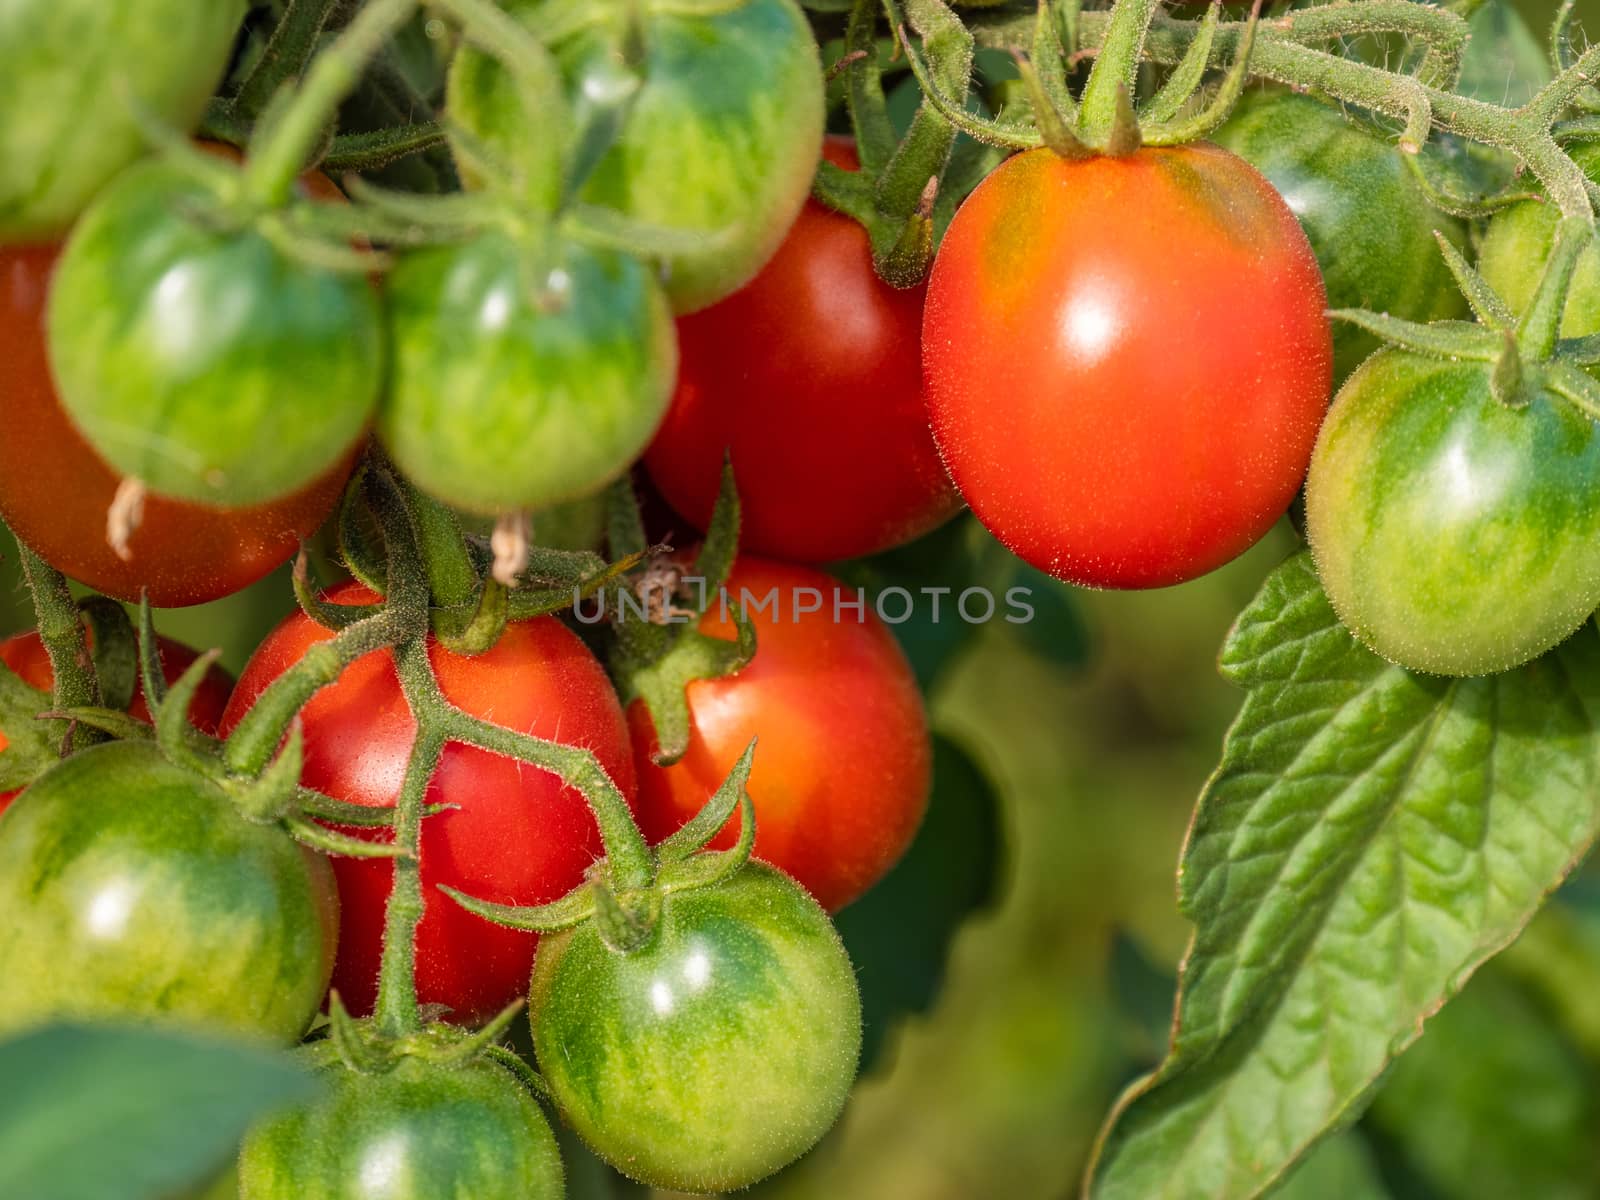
[630,557,931,912]
[924,144,1333,589]
[0,630,233,811]
[645,137,960,564]
[220,584,639,1026]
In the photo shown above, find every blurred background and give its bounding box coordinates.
[5,0,1598,1195]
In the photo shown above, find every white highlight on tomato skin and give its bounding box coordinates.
[478,284,513,333]
[683,947,712,991]
[650,979,675,1016]
[84,879,136,940]
[357,1131,412,1197]
[1059,291,1120,365]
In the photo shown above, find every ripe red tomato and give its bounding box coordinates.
[220,584,639,1026]
[644,138,960,564]
[924,144,1332,589]
[0,629,233,811]
[630,557,930,912]
[0,245,352,611]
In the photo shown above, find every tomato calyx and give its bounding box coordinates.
[1331,215,1600,418]
[446,742,759,955]
[605,466,756,766]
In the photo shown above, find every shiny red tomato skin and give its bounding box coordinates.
[630,557,930,912]
[219,585,638,1025]
[0,630,233,810]
[0,245,353,610]
[924,144,1332,589]
[645,138,960,564]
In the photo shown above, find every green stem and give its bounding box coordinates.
[970,7,1599,220]
[419,695,656,892]
[1076,0,1158,145]
[17,546,101,748]
[1518,216,1593,360]
[374,640,447,1039]
[245,0,420,207]
[321,122,447,173]
[234,0,344,121]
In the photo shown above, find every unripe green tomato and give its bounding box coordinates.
[1477,145,1600,348]
[1215,90,1468,380]
[378,231,676,516]
[238,1056,564,1200]
[46,161,382,507]
[0,740,337,1042]
[449,0,825,313]
[531,865,862,1192]
[1306,350,1600,676]
[0,0,244,240]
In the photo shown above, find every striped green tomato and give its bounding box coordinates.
[1305,350,1600,676]
[378,231,675,516]
[46,161,382,507]
[530,864,861,1192]
[0,740,336,1042]
[239,1054,564,1200]
[1215,91,1467,381]
[1477,144,1600,354]
[0,0,244,241]
[449,0,824,313]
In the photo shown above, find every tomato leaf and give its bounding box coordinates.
[1087,552,1600,1200]
[0,1022,316,1200]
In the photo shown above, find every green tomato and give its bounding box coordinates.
[531,865,861,1192]
[1477,145,1600,346]
[451,0,825,313]
[1305,349,1600,676]
[0,740,336,1041]
[378,231,675,516]
[1215,91,1468,380]
[239,1055,564,1200]
[46,161,382,507]
[0,0,243,241]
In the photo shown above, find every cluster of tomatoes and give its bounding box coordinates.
[3,0,1600,1194]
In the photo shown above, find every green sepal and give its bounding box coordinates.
[295,551,381,631]
[435,579,509,657]
[36,707,155,743]
[482,1045,554,1103]
[1140,1,1220,126]
[611,462,756,765]
[1143,0,1261,146]
[1558,332,1600,364]
[320,121,448,174]
[230,721,306,823]
[591,881,662,954]
[1328,311,1502,361]
[439,881,599,933]
[1011,52,1093,161]
[337,467,390,594]
[508,548,647,620]
[326,992,391,1075]
[153,650,224,774]
[1547,361,1600,422]
[342,177,500,235]
[658,788,758,896]
[1490,331,1530,408]
[1434,230,1515,330]
[424,1000,526,1070]
[656,740,757,864]
[895,12,1042,150]
[811,158,877,226]
[295,787,403,828]
[285,815,412,859]
[77,597,137,714]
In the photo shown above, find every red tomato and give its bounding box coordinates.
[0,248,352,610]
[924,144,1332,589]
[644,137,960,564]
[219,584,639,1025]
[0,630,233,811]
[630,557,930,912]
